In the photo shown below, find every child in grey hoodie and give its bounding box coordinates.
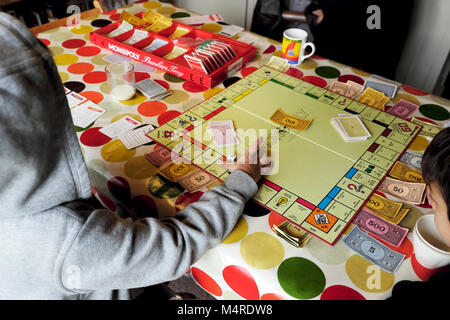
[0,12,265,300]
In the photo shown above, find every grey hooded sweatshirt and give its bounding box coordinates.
[0,13,258,300]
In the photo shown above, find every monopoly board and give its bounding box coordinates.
[147,66,421,245]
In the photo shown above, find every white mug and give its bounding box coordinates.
[413,214,450,269]
[281,28,316,65]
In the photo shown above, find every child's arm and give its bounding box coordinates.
[58,142,267,293]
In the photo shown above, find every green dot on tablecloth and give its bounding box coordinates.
[277,257,326,299]
[147,174,184,199]
[163,73,185,83]
[314,66,341,78]
[419,104,450,121]
[171,12,190,18]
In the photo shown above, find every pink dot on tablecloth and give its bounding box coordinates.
[135,72,151,82]
[402,84,429,96]
[183,81,208,93]
[38,38,50,46]
[241,66,258,77]
[320,285,366,300]
[285,67,303,80]
[154,79,170,90]
[62,38,86,49]
[191,267,223,297]
[83,71,107,83]
[157,110,181,125]
[222,265,259,300]
[138,101,168,117]
[263,45,276,54]
[80,127,111,147]
[76,46,101,57]
[93,188,116,212]
[302,75,327,88]
[338,74,365,85]
[110,13,121,20]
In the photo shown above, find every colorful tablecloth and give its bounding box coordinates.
[35,0,450,300]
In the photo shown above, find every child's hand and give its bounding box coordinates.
[219,137,271,183]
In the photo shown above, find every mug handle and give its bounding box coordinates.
[301,42,316,63]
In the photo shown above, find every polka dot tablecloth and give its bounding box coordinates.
[37,0,450,300]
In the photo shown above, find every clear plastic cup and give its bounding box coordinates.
[105,62,136,100]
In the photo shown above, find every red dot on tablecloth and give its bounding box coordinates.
[263,45,276,54]
[241,66,258,77]
[138,101,168,117]
[83,71,107,83]
[222,265,260,300]
[285,67,303,80]
[260,293,285,300]
[320,285,366,300]
[133,195,158,218]
[93,188,116,212]
[109,13,121,20]
[311,54,326,60]
[135,72,151,83]
[410,254,450,281]
[175,191,204,212]
[107,176,132,208]
[79,91,104,104]
[80,127,111,147]
[268,211,287,230]
[380,236,414,259]
[302,75,327,88]
[191,267,223,297]
[402,84,429,96]
[413,117,438,125]
[67,62,95,74]
[62,38,86,49]
[183,81,208,93]
[338,74,365,85]
[38,38,50,46]
[154,79,170,90]
[157,110,181,126]
[76,46,101,57]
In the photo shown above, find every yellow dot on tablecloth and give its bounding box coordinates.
[101,140,136,162]
[345,254,394,292]
[81,14,99,21]
[351,67,372,77]
[268,38,281,45]
[49,32,74,41]
[222,217,248,244]
[118,93,147,105]
[408,135,430,152]
[48,46,64,56]
[71,25,94,34]
[162,89,189,104]
[272,50,282,58]
[240,232,284,269]
[110,113,143,124]
[144,1,162,9]
[54,53,78,65]
[203,87,222,100]
[39,27,60,34]
[392,93,421,106]
[298,59,318,70]
[91,54,109,65]
[157,6,176,15]
[201,23,222,33]
[58,71,69,82]
[124,156,158,180]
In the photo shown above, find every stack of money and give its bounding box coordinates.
[378,176,427,206]
[389,161,424,183]
[364,193,409,224]
[266,56,290,72]
[270,108,312,130]
[329,80,364,99]
[357,87,390,111]
[411,117,444,138]
[272,221,313,248]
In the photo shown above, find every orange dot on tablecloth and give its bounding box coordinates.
[302,75,327,88]
[76,46,101,57]
[83,71,107,83]
[241,66,258,77]
[79,91,104,104]
[260,293,285,300]
[38,38,50,46]
[183,81,208,93]
[320,285,365,300]
[402,84,429,96]
[80,127,111,147]
[62,38,86,49]
[67,62,95,74]
[138,101,168,117]
[191,267,223,297]
[268,211,287,229]
[222,265,260,300]
[157,110,181,125]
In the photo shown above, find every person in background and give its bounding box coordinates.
[0,12,268,300]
